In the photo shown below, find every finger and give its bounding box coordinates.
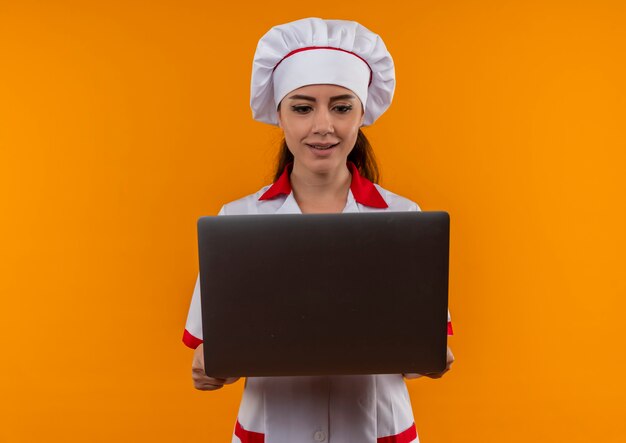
[208,377,228,384]
[191,365,226,381]
[195,380,224,390]
[193,374,227,385]
[425,367,449,379]
[403,373,423,379]
[196,383,223,391]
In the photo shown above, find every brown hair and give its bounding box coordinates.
[273,129,381,183]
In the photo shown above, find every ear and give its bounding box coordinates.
[276,106,283,129]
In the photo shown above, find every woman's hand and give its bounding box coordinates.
[423,346,454,379]
[403,346,455,380]
[192,343,240,390]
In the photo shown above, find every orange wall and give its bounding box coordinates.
[1,1,625,441]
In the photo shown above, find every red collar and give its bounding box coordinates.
[259,162,388,209]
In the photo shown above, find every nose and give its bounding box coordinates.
[312,108,334,136]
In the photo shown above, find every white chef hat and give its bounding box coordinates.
[250,17,395,127]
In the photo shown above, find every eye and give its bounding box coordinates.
[291,105,313,114]
[333,104,353,113]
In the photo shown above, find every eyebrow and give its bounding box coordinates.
[287,94,357,102]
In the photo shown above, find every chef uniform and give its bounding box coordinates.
[183,17,453,443]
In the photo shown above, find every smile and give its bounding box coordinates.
[306,143,339,150]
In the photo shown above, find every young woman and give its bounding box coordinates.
[183,17,454,443]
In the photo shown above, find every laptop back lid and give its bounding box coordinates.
[198,211,449,377]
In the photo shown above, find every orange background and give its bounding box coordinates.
[1,1,625,441]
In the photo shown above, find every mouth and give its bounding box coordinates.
[306,143,340,151]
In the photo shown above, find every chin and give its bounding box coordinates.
[303,157,347,174]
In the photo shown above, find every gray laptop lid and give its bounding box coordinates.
[197,211,449,377]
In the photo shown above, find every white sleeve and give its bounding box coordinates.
[182,275,203,348]
[182,206,226,349]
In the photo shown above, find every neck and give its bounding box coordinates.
[290,161,351,212]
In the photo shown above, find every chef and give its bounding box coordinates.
[183,17,455,443]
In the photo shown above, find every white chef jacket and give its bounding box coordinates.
[183,162,454,443]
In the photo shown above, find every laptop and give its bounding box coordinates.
[197,211,450,377]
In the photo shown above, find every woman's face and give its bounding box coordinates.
[277,84,364,175]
